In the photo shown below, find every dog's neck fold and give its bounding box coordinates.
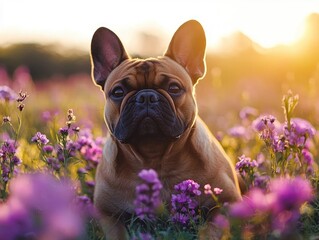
[115,127,193,171]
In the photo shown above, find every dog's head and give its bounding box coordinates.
[90,20,206,144]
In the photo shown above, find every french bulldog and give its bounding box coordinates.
[91,20,241,239]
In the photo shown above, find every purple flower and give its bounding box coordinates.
[0,139,21,183]
[85,180,95,188]
[284,118,316,147]
[239,107,258,120]
[1,139,17,156]
[268,177,313,235]
[272,135,286,152]
[56,140,77,162]
[0,173,85,239]
[229,188,273,218]
[59,127,69,136]
[252,115,282,149]
[228,125,248,138]
[302,149,314,165]
[138,169,160,184]
[253,174,270,189]
[230,177,313,237]
[57,146,65,162]
[271,210,300,236]
[252,115,291,154]
[252,115,276,132]
[66,141,77,157]
[31,132,49,145]
[291,118,316,138]
[1,165,10,182]
[79,145,102,164]
[235,155,258,177]
[302,149,314,173]
[75,195,96,218]
[0,86,17,101]
[213,214,229,230]
[41,110,58,122]
[134,169,163,220]
[171,179,201,226]
[77,167,88,174]
[269,177,313,213]
[47,157,61,171]
[11,156,21,165]
[75,129,104,164]
[43,145,54,153]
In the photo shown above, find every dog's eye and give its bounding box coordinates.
[111,87,125,98]
[168,83,182,94]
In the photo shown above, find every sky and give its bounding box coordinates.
[1,0,319,53]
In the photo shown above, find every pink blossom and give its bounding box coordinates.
[213,188,223,195]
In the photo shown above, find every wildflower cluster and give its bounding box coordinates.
[0,82,102,238]
[0,70,318,240]
[252,115,277,142]
[0,86,27,200]
[216,91,318,239]
[253,115,316,159]
[251,94,316,176]
[31,131,49,145]
[0,86,17,102]
[235,155,259,187]
[204,184,224,209]
[204,185,223,196]
[0,138,21,199]
[230,177,313,238]
[235,155,258,176]
[171,179,201,227]
[32,111,102,165]
[134,169,163,221]
[0,86,28,128]
[30,111,104,199]
[0,173,89,239]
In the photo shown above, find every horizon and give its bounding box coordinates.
[1,0,319,54]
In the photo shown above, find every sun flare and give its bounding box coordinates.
[0,0,318,51]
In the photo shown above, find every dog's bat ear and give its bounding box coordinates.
[90,27,129,89]
[165,20,206,84]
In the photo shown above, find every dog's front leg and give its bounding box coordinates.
[99,214,128,240]
[198,222,225,240]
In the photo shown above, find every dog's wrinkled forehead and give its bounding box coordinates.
[104,57,192,90]
[133,60,156,88]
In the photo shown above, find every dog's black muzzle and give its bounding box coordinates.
[113,89,185,143]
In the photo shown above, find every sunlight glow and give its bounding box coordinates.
[0,0,318,51]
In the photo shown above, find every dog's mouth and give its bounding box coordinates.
[113,89,185,143]
[137,117,160,136]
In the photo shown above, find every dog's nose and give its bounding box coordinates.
[136,90,159,104]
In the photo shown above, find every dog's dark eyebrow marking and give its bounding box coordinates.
[121,77,134,91]
[136,61,152,88]
[160,74,171,87]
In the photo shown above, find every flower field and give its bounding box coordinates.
[0,65,319,240]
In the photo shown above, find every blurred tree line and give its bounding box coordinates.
[0,13,318,84]
[0,43,90,81]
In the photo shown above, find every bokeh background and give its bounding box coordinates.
[1,0,319,134]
